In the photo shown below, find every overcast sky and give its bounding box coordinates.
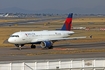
[0,0,105,14]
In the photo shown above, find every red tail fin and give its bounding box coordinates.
[61,13,73,31]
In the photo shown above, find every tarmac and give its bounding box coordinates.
[0,42,105,61]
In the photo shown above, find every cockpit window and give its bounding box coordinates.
[10,35,19,37]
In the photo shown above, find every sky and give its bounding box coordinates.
[0,0,105,14]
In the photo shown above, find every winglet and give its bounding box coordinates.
[61,13,73,31]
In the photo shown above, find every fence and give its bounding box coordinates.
[0,58,105,70]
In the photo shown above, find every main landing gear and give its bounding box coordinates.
[31,44,36,48]
[15,44,36,50]
[15,44,53,50]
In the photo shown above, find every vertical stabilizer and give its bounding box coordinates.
[61,13,73,31]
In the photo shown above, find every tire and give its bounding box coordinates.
[31,45,36,48]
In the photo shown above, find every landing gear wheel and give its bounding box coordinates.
[19,45,22,50]
[48,46,53,49]
[19,47,21,50]
[31,44,36,48]
[15,44,24,50]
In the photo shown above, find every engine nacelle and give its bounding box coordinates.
[40,41,52,48]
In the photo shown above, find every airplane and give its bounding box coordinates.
[8,13,86,50]
[0,13,9,17]
[4,13,9,17]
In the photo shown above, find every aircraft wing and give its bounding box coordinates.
[50,36,86,41]
[31,36,86,43]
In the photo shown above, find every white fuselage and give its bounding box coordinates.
[8,30,74,44]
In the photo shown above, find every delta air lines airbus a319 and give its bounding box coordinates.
[8,13,85,50]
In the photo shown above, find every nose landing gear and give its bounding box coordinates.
[15,44,24,50]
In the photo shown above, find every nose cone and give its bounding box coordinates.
[8,38,14,43]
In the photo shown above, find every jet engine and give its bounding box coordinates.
[40,41,53,49]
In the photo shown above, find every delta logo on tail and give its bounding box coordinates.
[61,13,73,31]
[8,13,86,50]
